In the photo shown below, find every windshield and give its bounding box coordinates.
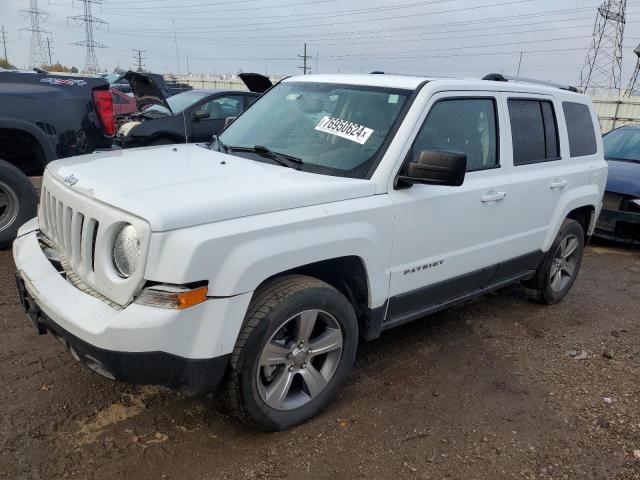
[603,128,640,162]
[103,73,121,84]
[219,82,410,178]
[145,91,211,115]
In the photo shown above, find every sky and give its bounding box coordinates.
[1,0,640,86]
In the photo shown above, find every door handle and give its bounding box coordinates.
[481,190,507,203]
[550,179,568,189]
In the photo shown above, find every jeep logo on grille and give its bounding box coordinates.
[64,174,79,186]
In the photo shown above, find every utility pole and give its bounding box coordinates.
[46,37,53,66]
[298,43,311,75]
[20,0,50,68]
[68,0,108,73]
[580,0,627,95]
[133,49,145,72]
[1,26,7,60]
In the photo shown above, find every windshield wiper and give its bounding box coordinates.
[208,141,303,169]
[252,145,303,169]
[209,135,229,153]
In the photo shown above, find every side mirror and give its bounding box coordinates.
[398,150,467,187]
[193,110,210,121]
[224,116,237,128]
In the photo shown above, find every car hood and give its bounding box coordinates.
[123,71,173,113]
[606,159,640,197]
[46,144,375,231]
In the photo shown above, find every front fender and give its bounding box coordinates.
[145,196,395,309]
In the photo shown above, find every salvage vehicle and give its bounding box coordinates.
[13,73,607,430]
[594,124,640,243]
[115,72,272,147]
[111,88,137,116]
[0,68,115,247]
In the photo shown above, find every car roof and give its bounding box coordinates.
[283,74,586,99]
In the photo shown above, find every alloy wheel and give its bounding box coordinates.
[549,234,580,292]
[256,309,343,411]
[0,180,19,233]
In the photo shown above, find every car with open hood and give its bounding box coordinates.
[13,73,606,431]
[115,72,272,147]
[595,124,640,244]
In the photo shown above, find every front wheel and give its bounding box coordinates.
[525,219,585,304]
[224,275,358,431]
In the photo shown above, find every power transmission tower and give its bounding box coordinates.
[46,37,53,66]
[298,43,311,75]
[580,0,627,95]
[133,49,145,72]
[20,0,50,69]
[1,26,8,61]
[68,0,108,74]
[625,45,640,96]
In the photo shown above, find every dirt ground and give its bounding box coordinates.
[1,240,639,480]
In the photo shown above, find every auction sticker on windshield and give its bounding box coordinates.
[315,116,374,145]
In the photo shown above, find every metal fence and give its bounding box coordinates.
[170,74,284,92]
[592,96,640,132]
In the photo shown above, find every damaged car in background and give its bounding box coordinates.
[115,72,272,147]
[595,124,640,244]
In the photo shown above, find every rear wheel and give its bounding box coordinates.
[0,160,38,249]
[526,219,584,304]
[224,275,358,431]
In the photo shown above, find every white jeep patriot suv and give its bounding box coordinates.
[13,73,607,430]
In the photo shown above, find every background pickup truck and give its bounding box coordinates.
[0,69,116,247]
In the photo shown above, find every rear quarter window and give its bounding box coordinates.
[563,102,597,157]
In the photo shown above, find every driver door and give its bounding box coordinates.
[386,91,534,326]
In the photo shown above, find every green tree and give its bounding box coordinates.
[0,58,16,69]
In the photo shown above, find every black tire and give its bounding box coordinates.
[525,219,585,304]
[224,274,358,431]
[0,160,38,250]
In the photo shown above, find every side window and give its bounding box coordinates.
[411,98,499,171]
[563,102,597,157]
[246,95,259,107]
[508,99,560,165]
[200,95,244,120]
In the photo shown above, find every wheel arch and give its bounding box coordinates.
[251,256,375,338]
[0,119,56,174]
[542,185,601,252]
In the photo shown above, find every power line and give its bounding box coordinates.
[20,0,50,68]
[68,0,108,73]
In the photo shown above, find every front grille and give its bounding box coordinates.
[40,185,99,277]
[37,172,150,307]
[602,192,623,211]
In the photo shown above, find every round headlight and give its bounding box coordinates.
[112,224,141,278]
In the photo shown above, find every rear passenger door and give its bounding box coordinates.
[500,93,569,253]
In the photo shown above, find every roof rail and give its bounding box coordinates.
[482,73,581,93]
